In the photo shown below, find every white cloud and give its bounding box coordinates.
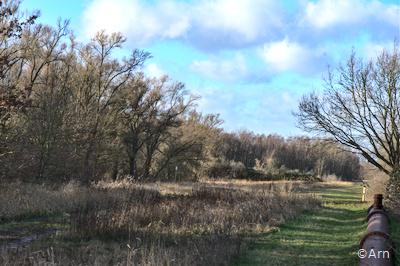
[82,0,398,51]
[82,0,190,44]
[145,63,166,78]
[82,0,283,47]
[260,39,313,73]
[192,0,283,43]
[362,41,396,60]
[302,0,400,29]
[190,54,248,82]
[190,85,306,135]
[363,43,385,59]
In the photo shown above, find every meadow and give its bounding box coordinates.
[0,179,319,265]
[0,1,399,265]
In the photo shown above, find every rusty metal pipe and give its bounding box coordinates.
[367,210,389,234]
[359,194,394,266]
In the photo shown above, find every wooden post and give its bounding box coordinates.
[361,185,366,202]
[373,194,383,209]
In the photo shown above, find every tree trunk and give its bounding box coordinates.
[129,154,137,178]
[82,140,94,185]
[386,168,400,213]
[111,159,119,181]
[143,155,152,180]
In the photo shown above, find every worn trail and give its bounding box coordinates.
[0,216,62,255]
[234,183,368,266]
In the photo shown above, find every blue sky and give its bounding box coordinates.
[21,0,400,136]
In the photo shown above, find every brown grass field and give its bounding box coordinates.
[0,179,320,265]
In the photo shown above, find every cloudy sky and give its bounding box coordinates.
[21,0,400,136]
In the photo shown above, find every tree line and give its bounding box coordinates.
[210,132,360,180]
[0,1,361,184]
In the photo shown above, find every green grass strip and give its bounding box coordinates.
[234,183,370,266]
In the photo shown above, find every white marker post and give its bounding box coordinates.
[362,185,367,202]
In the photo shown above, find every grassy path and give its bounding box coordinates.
[234,183,369,266]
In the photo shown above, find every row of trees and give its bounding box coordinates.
[0,1,362,184]
[217,132,360,180]
[0,1,224,183]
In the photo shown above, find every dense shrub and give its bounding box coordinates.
[218,133,360,180]
[205,160,247,179]
[204,160,320,181]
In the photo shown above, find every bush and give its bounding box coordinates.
[205,159,321,181]
[205,160,247,179]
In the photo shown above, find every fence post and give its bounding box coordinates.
[361,185,367,202]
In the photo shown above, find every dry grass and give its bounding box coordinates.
[362,165,389,201]
[72,184,318,236]
[95,178,308,196]
[0,181,83,221]
[2,236,241,266]
[320,174,341,182]
[0,179,320,265]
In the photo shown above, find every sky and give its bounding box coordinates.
[20,0,400,136]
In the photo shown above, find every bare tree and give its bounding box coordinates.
[152,111,222,180]
[72,31,149,183]
[140,78,197,179]
[116,74,161,178]
[296,45,400,201]
[0,0,37,177]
